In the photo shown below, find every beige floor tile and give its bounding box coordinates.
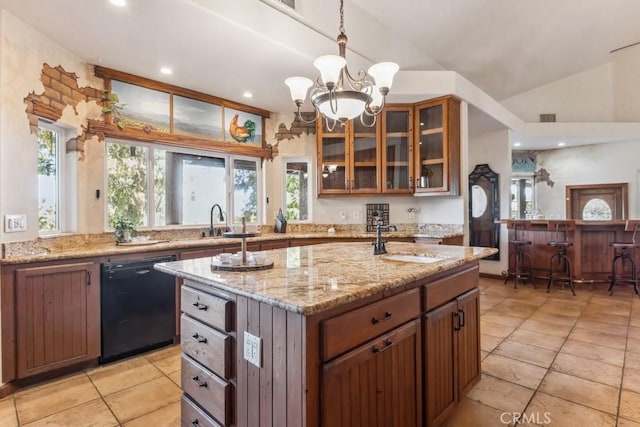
[551,352,622,387]
[480,312,524,327]
[529,311,577,327]
[168,369,181,387]
[466,374,534,413]
[568,327,627,350]
[442,398,506,427]
[520,318,572,338]
[629,326,640,341]
[626,351,640,370]
[508,328,566,351]
[620,389,640,422]
[489,302,537,319]
[124,401,180,427]
[15,374,100,425]
[538,370,618,415]
[573,318,628,337]
[537,302,584,318]
[481,320,517,339]
[494,340,557,368]
[582,303,631,318]
[628,338,640,354]
[580,311,629,327]
[560,339,625,367]
[480,334,503,352]
[104,376,181,423]
[619,417,640,427]
[0,396,17,427]
[87,356,164,396]
[623,367,640,394]
[524,391,616,427]
[20,398,118,427]
[145,345,182,374]
[482,354,547,389]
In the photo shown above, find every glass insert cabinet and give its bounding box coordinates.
[316,96,460,196]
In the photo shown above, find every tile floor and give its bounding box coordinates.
[1,277,640,426]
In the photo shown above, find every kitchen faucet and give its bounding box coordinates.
[209,203,226,237]
[373,221,397,255]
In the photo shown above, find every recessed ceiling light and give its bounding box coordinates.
[160,67,172,75]
[514,142,521,147]
[243,91,253,98]
[109,0,126,6]
[558,141,566,147]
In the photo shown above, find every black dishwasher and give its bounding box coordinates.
[100,255,176,363]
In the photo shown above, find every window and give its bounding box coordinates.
[582,198,613,220]
[510,175,535,219]
[106,140,261,229]
[283,159,311,222]
[37,123,64,233]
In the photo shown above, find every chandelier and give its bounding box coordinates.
[285,0,399,128]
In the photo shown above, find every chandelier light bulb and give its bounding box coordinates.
[285,77,313,104]
[313,55,346,88]
[368,62,399,91]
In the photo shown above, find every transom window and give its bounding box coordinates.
[106,140,261,229]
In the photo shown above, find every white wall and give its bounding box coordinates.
[612,44,640,121]
[535,139,640,219]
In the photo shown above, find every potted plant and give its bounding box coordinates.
[112,215,137,244]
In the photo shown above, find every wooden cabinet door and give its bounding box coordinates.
[456,288,481,397]
[321,320,421,427]
[381,106,413,194]
[317,119,350,194]
[351,117,380,193]
[15,262,100,378]
[424,300,458,427]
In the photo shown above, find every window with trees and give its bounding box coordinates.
[37,123,64,233]
[283,159,311,222]
[106,140,261,229]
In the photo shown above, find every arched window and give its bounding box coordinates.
[582,198,613,221]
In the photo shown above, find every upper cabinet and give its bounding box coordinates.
[316,97,459,196]
[414,96,461,196]
[317,106,413,196]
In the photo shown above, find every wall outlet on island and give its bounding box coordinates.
[243,331,262,368]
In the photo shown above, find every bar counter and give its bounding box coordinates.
[503,219,637,283]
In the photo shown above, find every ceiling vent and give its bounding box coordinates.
[539,113,556,123]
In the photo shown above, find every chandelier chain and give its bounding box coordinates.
[339,0,345,35]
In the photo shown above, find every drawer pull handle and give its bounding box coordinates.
[458,309,465,328]
[372,338,393,353]
[453,312,461,331]
[371,311,393,324]
[192,419,200,426]
[192,301,208,311]
[192,375,209,388]
[192,333,207,344]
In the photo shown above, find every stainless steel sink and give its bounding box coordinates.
[381,254,445,264]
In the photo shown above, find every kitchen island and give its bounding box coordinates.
[155,241,496,427]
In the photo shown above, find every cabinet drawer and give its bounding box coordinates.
[182,355,231,426]
[182,286,234,332]
[182,394,222,427]
[321,288,420,361]
[423,265,479,311]
[181,314,232,379]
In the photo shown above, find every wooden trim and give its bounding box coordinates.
[94,66,270,118]
[88,120,272,158]
[1,267,16,382]
[32,102,63,122]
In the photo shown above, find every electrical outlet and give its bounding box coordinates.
[339,210,347,220]
[4,214,27,232]
[243,331,262,368]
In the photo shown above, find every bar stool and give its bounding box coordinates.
[505,220,535,288]
[546,220,576,296]
[609,220,640,297]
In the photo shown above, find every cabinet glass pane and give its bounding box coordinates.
[353,118,377,134]
[385,165,409,190]
[418,163,443,189]
[322,137,346,163]
[419,104,443,130]
[386,136,409,162]
[386,111,409,133]
[353,166,377,190]
[419,134,443,160]
[353,137,377,163]
[322,167,346,190]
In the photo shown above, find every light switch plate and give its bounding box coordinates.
[243,331,261,368]
[4,214,27,232]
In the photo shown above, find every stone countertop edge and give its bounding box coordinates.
[0,231,464,265]
[154,242,497,315]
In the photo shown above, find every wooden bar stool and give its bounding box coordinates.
[546,220,576,295]
[505,220,535,288]
[609,220,640,297]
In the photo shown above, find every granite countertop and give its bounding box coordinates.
[155,241,496,315]
[0,230,463,265]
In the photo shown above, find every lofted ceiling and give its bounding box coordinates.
[2,0,640,149]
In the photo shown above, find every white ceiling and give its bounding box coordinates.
[2,0,640,149]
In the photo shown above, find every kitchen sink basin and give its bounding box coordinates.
[381,254,446,264]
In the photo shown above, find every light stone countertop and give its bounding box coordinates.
[155,241,497,315]
[0,230,463,265]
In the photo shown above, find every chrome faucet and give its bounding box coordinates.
[209,204,225,237]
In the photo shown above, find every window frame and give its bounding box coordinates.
[104,139,262,230]
[37,120,68,235]
[282,157,313,223]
